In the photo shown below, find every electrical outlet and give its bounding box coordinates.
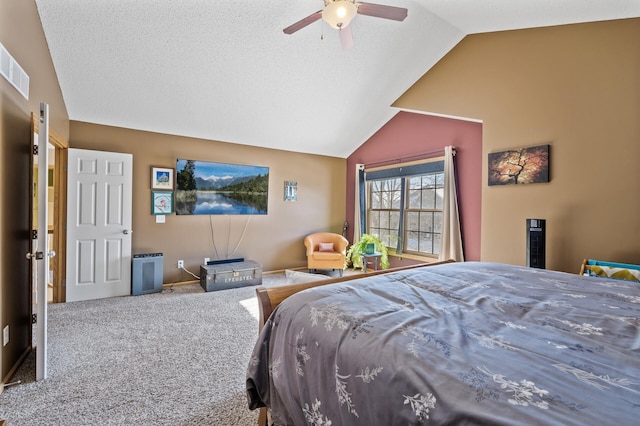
[204,257,210,265]
[3,326,8,347]
[177,260,184,269]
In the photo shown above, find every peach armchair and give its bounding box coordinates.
[304,232,349,276]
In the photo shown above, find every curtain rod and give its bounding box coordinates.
[364,147,455,169]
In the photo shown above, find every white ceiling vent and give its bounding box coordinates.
[0,42,30,100]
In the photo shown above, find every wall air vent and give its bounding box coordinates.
[0,42,30,100]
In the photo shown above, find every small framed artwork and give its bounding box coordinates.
[151,167,174,190]
[488,144,550,186]
[284,180,297,201]
[151,191,174,215]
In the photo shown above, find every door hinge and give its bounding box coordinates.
[32,229,38,239]
[32,313,37,324]
[33,144,38,156]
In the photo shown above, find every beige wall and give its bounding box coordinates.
[70,122,346,282]
[0,0,70,381]
[1,1,70,140]
[394,18,640,272]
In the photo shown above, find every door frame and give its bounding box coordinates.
[32,114,67,303]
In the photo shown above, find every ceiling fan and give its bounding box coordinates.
[283,0,408,50]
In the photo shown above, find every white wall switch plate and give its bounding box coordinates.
[156,215,166,223]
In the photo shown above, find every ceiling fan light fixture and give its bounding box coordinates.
[322,0,358,29]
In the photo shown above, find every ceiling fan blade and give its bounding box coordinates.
[283,11,323,34]
[356,2,408,21]
[339,25,354,50]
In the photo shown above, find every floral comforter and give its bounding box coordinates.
[246,262,640,425]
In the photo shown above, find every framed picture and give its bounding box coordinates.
[284,180,297,201]
[151,191,174,215]
[488,144,550,186]
[175,159,269,215]
[151,167,174,190]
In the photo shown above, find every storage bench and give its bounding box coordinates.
[200,260,262,291]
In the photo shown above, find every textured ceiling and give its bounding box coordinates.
[35,0,640,158]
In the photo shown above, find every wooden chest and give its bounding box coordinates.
[199,260,262,292]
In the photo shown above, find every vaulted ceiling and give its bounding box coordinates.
[35,0,640,158]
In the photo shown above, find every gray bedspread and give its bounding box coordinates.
[246,262,640,425]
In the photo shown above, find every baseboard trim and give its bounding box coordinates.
[163,280,199,288]
[161,268,310,288]
[263,267,307,275]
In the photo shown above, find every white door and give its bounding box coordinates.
[30,103,53,380]
[66,149,133,302]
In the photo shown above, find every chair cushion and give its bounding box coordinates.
[318,242,335,252]
[312,252,342,260]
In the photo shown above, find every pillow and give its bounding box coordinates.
[589,265,640,282]
[318,242,335,252]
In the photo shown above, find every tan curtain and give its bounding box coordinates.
[439,146,464,262]
[353,163,365,246]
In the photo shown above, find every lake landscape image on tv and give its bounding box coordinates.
[175,159,269,215]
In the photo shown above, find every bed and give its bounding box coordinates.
[246,261,640,425]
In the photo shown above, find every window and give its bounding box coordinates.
[366,160,444,257]
[368,178,401,248]
[405,173,443,256]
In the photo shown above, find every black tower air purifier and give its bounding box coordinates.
[526,219,546,269]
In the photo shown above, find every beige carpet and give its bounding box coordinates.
[0,269,362,425]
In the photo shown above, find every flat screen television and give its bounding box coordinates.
[175,159,269,215]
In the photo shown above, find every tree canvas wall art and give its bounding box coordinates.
[488,144,549,186]
[175,159,269,215]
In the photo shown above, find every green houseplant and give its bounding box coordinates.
[345,233,390,270]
